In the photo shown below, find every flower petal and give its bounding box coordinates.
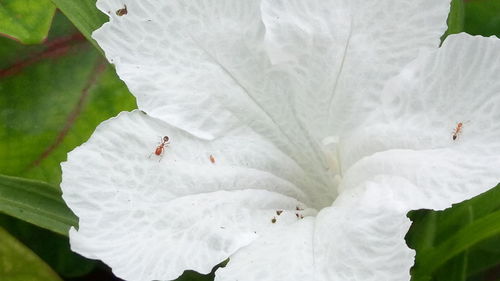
[260,0,350,138]
[338,34,500,209]
[61,111,321,280]
[314,176,427,281]
[93,0,264,140]
[322,0,449,134]
[215,176,432,281]
[215,219,315,281]
[260,0,450,143]
[92,0,331,194]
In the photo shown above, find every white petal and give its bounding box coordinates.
[259,0,450,147]
[325,0,451,134]
[314,177,427,281]
[92,0,331,196]
[69,190,299,281]
[339,34,500,209]
[61,111,321,281]
[215,218,315,281]
[93,0,263,140]
[214,177,433,281]
[259,0,352,139]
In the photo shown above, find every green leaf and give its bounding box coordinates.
[0,0,56,44]
[0,11,136,185]
[0,227,63,281]
[442,0,465,43]
[463,0,500,37]
[465,236,500,278]
[0,215,97,278]
[407,184,500,281]
[0,174,76,236]
[447,0,466,35]
[50,0,108,51]
[444,0,500,42]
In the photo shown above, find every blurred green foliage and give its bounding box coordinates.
[50,0,107,51]
[0,0,56,44]
[0,227,62,281]
[0,11,136,185]
[0,0,499,280]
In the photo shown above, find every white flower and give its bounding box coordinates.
[61,1,500,281]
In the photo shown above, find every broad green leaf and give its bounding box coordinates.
[464,0,500,37]
[0,227,62,281]
[444,0,500,41]
[0,0,56,44]
[50,0,107,51]
[0,11,136,185]
[407,184,500,281]
[0,174,76,236]
[0,215,96,278]
[465,236,500,278]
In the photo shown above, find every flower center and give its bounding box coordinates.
[321,136,344,177]
[317,136,344,201]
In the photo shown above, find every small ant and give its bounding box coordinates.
[116,5,127,16]
[149,136,169,161]
[452,121,469,141]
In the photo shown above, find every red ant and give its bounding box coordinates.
[149,136,169,161]
[452,121,469,141]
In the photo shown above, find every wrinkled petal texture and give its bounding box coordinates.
[215,218,316,281]
[313,177,428,281]
[63,0,500,280]
[62,111,319,280]
[93,0,334,206]
[261,0,450,137]
[218,34,500,281]
[325,0,450,134]
[216,177,433,281]
[340,34,500,209]
[92,0,450,181]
